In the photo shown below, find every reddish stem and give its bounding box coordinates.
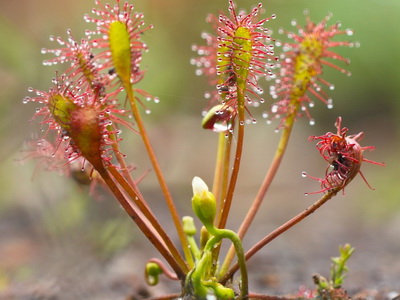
[220,188,339,284]
[148,258,179,281]
[94,163,186,279]
[125,85,194,268]
[108,165,189,274]
[218,101,245,230]
[219,112,296,277]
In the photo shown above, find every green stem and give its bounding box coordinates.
[212,97,244,285]
[219,111,296,277]
[212,132,228,216]
[124,83,194,269]
[187,235,201,261]
[215,131,233,224]
[185,250,211,298]
[94,163,186,279]
[210,131,233,276]
[222,132,233,207]
[212,229,248,299]
[220,187,340,284]
[108,165,189,274]
[188,228,248,299]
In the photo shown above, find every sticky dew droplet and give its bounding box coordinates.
[327,99,333,109]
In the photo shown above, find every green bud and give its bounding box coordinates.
[145,262,163,286]
[191,177,216,229]
[182,216,197,236]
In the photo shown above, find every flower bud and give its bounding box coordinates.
[145,262,163,286]
[191,177,216,228]
[182,216,197,236]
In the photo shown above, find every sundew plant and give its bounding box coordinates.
[22,0,384,299]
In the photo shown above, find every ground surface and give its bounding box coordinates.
[1,182,399,300]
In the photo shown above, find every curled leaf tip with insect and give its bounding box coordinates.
[304,117,385,194]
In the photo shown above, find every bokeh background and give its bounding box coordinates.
[0,0,399,298]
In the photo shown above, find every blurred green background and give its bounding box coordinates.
[0,0,399,298]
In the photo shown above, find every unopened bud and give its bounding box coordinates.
[191,177,216,228]
[182,216,197,236]
[145,262,163,286]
